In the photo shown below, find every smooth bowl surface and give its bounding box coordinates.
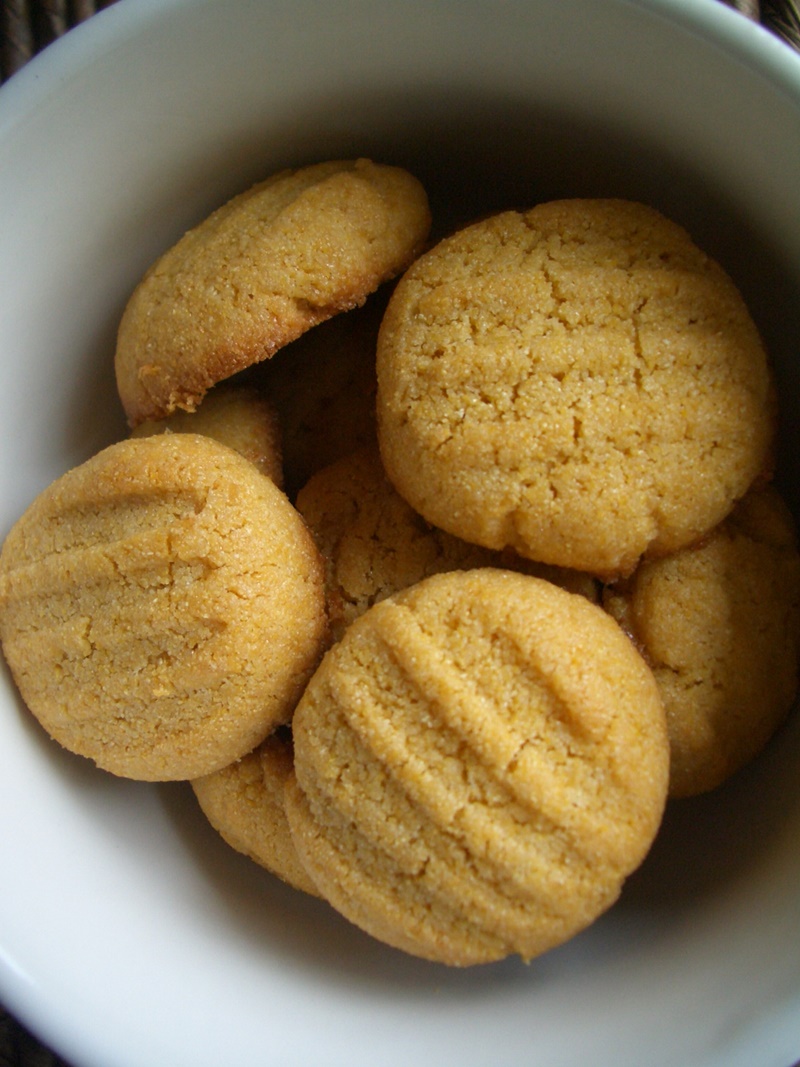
[1,2,800,1066]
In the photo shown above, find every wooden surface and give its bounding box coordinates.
[1,0,118,82]
[0,0,799,1065]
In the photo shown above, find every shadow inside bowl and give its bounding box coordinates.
[622,705,800,907]
[56,86,800,508]
[155,777,537,993]
[153,699,800,992]
[140,88,800,986]
[10,79,800,1001]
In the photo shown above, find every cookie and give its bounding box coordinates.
[191,730,319,896]
[131,383,284,486]
[285,569,668,966]
[116,159,431,426]
[296,445,598,643]
[256,292,385,498]
[376,199,775,578]
[0,434,327,780]
[604,484,800,797]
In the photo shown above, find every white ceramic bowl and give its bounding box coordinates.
[1,2,800,1065]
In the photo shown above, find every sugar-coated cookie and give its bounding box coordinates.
[116,159,431,426]
[604,484,800,797]
[192,730,319,896]
[296,445,598,643]
[0,434,327,780]
[286,569,668,965]
[131,384,283,486]
[377,199,775,578]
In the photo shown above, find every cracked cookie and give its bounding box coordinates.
[0,433,327,780]
[376,199,775,579]
[116,158,431,426]
[285,568,669,966]
[296,444,599,643]
[604,483,800,797]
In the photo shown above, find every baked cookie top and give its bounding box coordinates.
[604,483,800,797]
[131,383,284,486]
[376,198,775,578]
[296,445,598,643]
[0,434,327,780]
[116,159,431,426]
[286,568,668,965]
[191,731,319,896]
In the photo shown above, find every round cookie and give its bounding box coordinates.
[116,158,431,426]
[191,730,319,896]
[0,434,327,781]
[131,383,284,486]
[285,569,669,966]
[604,483,800,797]
[376,198,775,578]
[296,445,598,643]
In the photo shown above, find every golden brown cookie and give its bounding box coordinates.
[116,159,431,426]
[131,383,284,486]
[191,730,319,896]
[0,434,327,781]
[604,484,800,797]
[285,569,668,966]
[296,445,598,643]
[256,292,385,498]
[377,199,775,579]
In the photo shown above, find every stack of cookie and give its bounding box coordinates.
[0,159,797,967]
